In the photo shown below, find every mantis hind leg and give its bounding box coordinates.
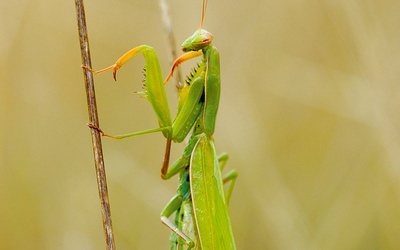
[217,153,238,206]
[161,195,195,250]
[161,164,196,249]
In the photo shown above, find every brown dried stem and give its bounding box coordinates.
[74,0,116,249]
[159,0,183,86]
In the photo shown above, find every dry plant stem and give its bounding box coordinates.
[159,0,183,86]
[74,0,116,249]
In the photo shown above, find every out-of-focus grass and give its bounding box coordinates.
[1,0,399,249]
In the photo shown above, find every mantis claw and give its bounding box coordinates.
[164,50,203,85]
[82,64,118,79]
[112,64,121,81]
[87,123,120,139]
[87,122,104,135]
[81,64,95,73]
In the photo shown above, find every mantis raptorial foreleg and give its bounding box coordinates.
[84,44,205,177]
[85,45,172,137]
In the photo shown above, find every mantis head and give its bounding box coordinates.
[181,29,213,52]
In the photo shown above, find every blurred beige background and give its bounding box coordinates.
[1,0,400,249]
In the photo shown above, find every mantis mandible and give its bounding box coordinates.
[85,0,238,248]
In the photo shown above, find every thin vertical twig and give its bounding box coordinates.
[159,0,183,87]
[74,1,116,249]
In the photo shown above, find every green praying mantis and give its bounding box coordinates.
[85,0,238,248]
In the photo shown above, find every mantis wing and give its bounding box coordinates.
[190,134,236,249]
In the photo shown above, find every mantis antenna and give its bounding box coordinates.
[200,0,208,28]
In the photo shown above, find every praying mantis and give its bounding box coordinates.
[85,0,237,248]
